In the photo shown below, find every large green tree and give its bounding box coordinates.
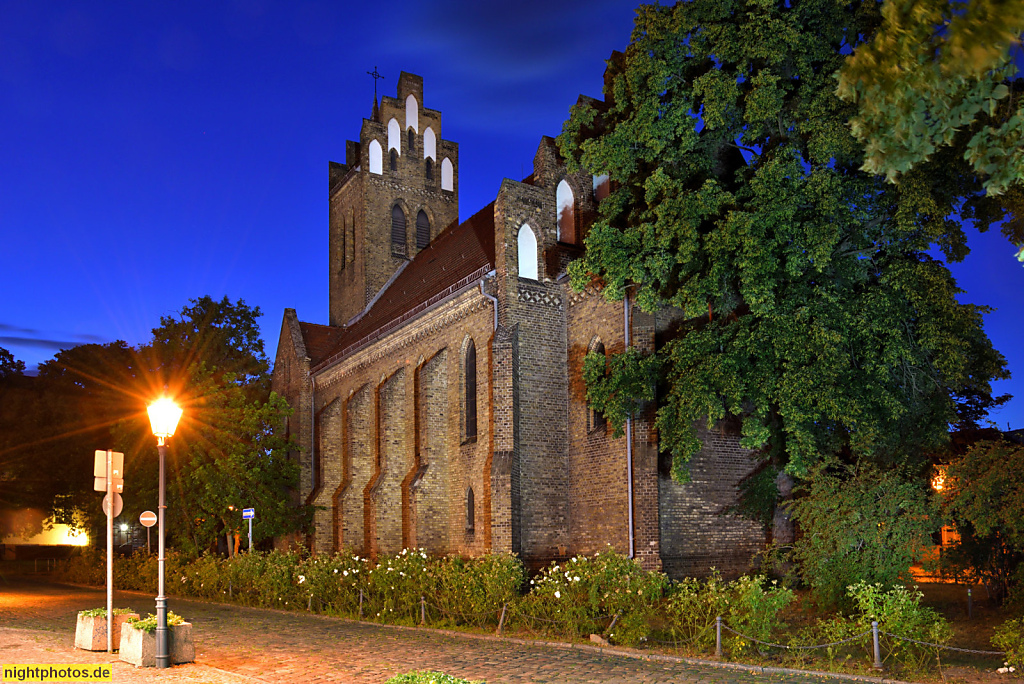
[837,0,1024,262]
[114,296,308,555]
[559,0,1009,480]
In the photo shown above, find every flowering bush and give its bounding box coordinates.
[515,550,667,646]
[992,617,1024,671]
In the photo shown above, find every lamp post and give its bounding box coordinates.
[147,397,182,669]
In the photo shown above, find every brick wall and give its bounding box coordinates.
[658,422,765,578]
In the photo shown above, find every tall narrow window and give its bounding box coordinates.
[557,179,576,243]
[466,487,475,532]
[340,217,346,271]
[416,210,430,249]
[517,224,538,280]
[368,140,383,175]
[407,129,415,155]
[425,158,434,181]
[387,118,401,154]
[441,158,454,191]
[587,340,607,434]
[464,339,477,441]
[391,205,407,257]
[348,210,355,262]
[405,94,418,132]
[423,127,436,160]
[390,149,398,172]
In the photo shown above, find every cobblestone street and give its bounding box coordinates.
[0,577,877,683]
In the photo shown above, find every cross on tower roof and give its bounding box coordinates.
[367,66,384,102]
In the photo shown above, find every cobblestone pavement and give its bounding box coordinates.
[0,576,876,684]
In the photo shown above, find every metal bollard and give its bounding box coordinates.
[420,596,426,625]
[872,621,883,670]
[716,616,723,657]
[496,603,507,636]
[308,595,313,611]
[229,581,232,599]
[968,587,973,619]
[359,589,364,618]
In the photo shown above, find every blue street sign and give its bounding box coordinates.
[242,508,255,519]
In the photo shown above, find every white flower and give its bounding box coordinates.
[421,553,427,559]
[530,580,535,585]
[298,575,306,584]
[574,576,580,582]
[400,572,405,577]
[334,569,338,574]
[998,668,1009,674]
[343,570,348,577]
[554,591,561,599]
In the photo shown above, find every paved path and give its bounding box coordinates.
[0,576,873,684]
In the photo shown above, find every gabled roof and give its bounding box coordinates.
[298,321,345,366]
[307,201,496,371]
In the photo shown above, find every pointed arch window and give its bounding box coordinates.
[405,94,418,132]
[425,158,434,181]
[463,339,477,442]
[390,148,398,172]
[466,487,475,532]
[587,340,607,434]
[416,210,430,250]
[557,179,576,244]
[391,205,407,257]
[368,140,383,175]
[423,127,436,160]
[407,129,415,155]
[441,158,454,191]
[387,118,401,153]
[517,224,538,280]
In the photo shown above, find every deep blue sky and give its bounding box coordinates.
[2,1,1022,430]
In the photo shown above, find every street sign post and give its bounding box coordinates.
[95,449,125,654]
[242,508,255,552]
[140,511,156,555]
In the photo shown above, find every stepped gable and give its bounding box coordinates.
[315,201,496,370]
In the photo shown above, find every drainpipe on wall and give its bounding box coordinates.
[309,370,316,492]
[624,293,635,560]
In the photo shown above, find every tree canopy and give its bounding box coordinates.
[559,0,1010,479]
[0,298,309,552]
[836,0,1024,262]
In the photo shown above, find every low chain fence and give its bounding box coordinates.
[51,548,1016,676]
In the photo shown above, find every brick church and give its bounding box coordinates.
[272,71,765,577]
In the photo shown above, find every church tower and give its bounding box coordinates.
[328,72,460,326]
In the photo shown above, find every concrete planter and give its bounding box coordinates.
[74,612,139,651]
[118,621,195,667]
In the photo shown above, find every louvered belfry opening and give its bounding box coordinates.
[391,205,407,257]
[465,340,477,440]
[416,210,430,249]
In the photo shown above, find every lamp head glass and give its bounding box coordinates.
[147,397,182,440]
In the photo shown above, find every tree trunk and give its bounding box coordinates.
[225,528,234,558]
[772,471,795,545]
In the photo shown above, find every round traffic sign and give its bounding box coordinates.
[102,492,123,518]
[139,510,157,528]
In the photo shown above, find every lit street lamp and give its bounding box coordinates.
[147,397,182,669]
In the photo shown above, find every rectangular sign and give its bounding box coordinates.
[93,477,123,493]
[93,450,124,478]
[242,508,255,519]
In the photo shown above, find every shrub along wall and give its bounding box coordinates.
[54,548,956,676]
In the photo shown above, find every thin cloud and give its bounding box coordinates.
[0,336,82,351]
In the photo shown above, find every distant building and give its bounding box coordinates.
[272,71,765,577]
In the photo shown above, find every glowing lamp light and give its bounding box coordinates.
[147,398,182,443]
[120,524,129,532]
[931,467,946,492]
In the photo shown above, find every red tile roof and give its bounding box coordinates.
[308,201,496,370]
